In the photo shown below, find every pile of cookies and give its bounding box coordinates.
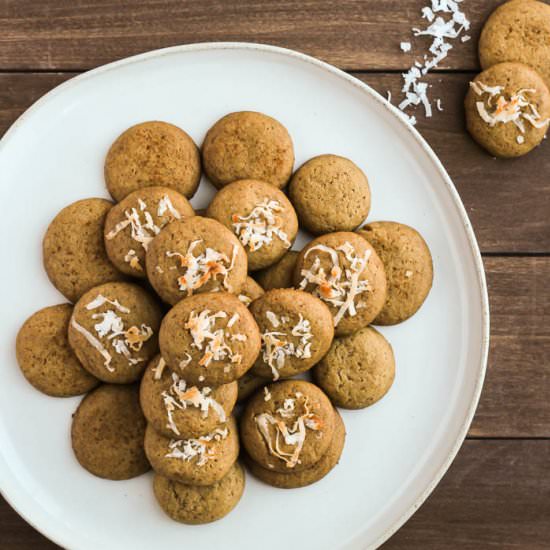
[465,0,550,157]
[16,110,433,525]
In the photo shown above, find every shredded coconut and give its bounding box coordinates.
[231,199,291,252]
[264,387,272,401]
[153,357,167,380]
[255,394,324,468]
[400,41,412,52]
[124,249,143,271]
[167,240,238,296]
[298,241,372,327]
[165,427,228,466]
[238,293,252,306]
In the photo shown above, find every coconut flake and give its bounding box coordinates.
[400,41,412,52]
[165,427,228,466]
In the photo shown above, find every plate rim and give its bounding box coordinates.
[0,41,490,550]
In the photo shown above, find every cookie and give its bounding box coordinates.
[238,276,265,307]
[71,384,149,480]
[43,198,124,303]
[153,462,245,524]
[313,327,395,409]
[144,416,239,486]
[357,221,433,325]
[104,186,194,277]
[249,289,334,381]
[465,62,550,157]
[16,304,99,397]
[146,216,248,305]
[202,111,294,189]
[237,372,268,402]
[246,408,345,489]
[294,232,387,336]
[479,0,550,88]
[104,121,201,201]
[240,380,335,473]
[289,155,371,234]
[140,355,238,438]
[68,282,163,384]
[159,292,261,386]
[254,250,299,291]
[206,179,298,270]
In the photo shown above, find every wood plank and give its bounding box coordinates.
[2,71,550,253]
[1,440,549,548]
[0,0,500,71]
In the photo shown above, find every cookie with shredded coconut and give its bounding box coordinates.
[104,186,194,277]
[249,289,334,381]
[465,62,550,157]
[146,216,248,305]
[479,0,550,89]
[16,304,99,397]
[246,408,345,489]
[254,250,300,291]
[153,462,245,524]
[289,155,371,234]
[206,179,298,270]
[358,221,433,325]
[43,198,125,303]
[68,282,163,383]
[159,292,261,386]
[314,327,395,409]
[140,355,238,439]
[238,276,265,307]
[240,380,335,473]
[71,384,149,480]
[144,416,239,486]
[294,232,387,336]
[105,121,201,202]
[202,111,294,189]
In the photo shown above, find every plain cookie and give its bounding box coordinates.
[254,250,299,291]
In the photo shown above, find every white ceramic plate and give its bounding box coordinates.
[0,43,489,550]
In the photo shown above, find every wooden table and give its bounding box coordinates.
[1,1,549,548]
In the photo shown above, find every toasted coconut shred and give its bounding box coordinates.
[70,294,153,372]
[238,293,252,306]
[165,427,229,466]
[470,81,550,143]
[184,310,245,370]
[261,311,313,381]
[106,195,182,271]
[231,199,291,252]
[298,242,372,327]
[255,392,324,469]
[167,240,238,296]
[161,371,226,436]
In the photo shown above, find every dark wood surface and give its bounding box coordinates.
[1,1,549,548]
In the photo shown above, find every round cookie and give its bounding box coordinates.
[43,198,124,303]
[237,372,268,402]
[153,463,245,524]
[159,292,261,386]
[358,221,433,325]
[16,304,99,397]
[104,186,195,277]
[249,289,334,381]
[465,62,550,157]
[238,276,265,307]
[146,216,248,305]
[104,121,201,201]
[140,355,238,439]
[289,155,371,235]
[246,408,345,489]
[144,416,239,486]
[206,179,298,270]
[71,384,149,480]
[313,327,395,409]
[479,0,550,88]
[68,282,163,384]
[294,232,387,336]
[240,380,335,473]
[254,250,299,291]
[202,111,294,189]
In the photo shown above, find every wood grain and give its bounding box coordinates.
[0,0,500,71]
[1,440,549,549]
[2,71,550,253]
